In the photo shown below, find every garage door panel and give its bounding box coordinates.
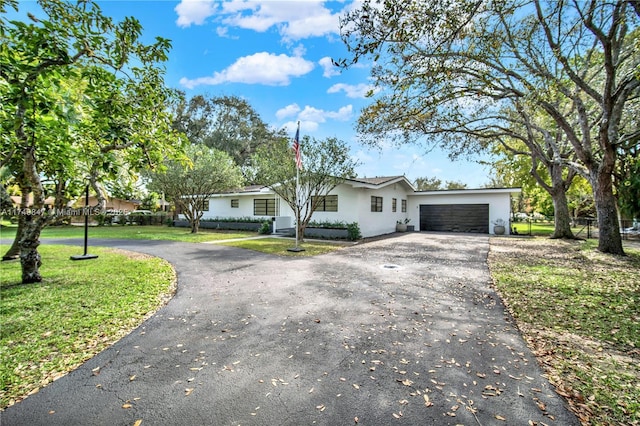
[420,204,489,233]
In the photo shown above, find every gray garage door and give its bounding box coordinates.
[420,204,489,233]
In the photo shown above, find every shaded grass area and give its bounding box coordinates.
[511,222,591,237]
[0,245,176,408]
[488,238,640,425]
[0,225,257,243]
[220,237,348,256]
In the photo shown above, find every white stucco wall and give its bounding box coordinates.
[353,183,413,238]
[203,192,283,221]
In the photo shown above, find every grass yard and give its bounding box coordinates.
[220,237,349,256]
[0,245,176,409]
[511,221,593,237]
[0,224,257,243]
[489,238,640,425]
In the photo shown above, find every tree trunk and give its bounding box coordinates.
[550,188,574,239]
[592,170,624,255]
[191,219,199,233]
[3,218,24,260]
[19,147,47,283]
[19,215,44,283]
[548,164,574,239]
[3,181,27,261]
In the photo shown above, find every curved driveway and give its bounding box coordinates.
[2,233,578,425]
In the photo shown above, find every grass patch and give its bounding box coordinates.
[0,225,256,243]
[489,238,640,424]
[511,221,592,237]
[220,237,346,256]
[0,244,176,409]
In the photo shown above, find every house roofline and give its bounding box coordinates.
[346,175,416,191]
[411,187,522,196]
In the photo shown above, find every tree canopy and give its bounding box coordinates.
[1,0,184,282]
[147,145,244,233]
[172,94,282,168]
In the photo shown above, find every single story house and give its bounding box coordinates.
[200,176,521,238]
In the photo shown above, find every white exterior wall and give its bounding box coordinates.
[307,184,360,225]
[354,184,413,238]
[203,193,284,221]
[407,190,514,235]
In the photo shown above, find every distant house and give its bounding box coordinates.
[9,194,57,208]
[201,176,521,238]
[72,196,139,213]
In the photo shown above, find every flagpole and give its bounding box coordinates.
[288,121,304,252]
[295,154,300,249]
[295,120,300,249]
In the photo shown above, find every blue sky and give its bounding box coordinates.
[17,0,495,188]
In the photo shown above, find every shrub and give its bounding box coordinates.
[346,222,361,241]
[308,220,347,229]
[258,220,272,234]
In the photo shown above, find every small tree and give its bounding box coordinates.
[1,0,181,282]
[147,145,244,233]
[251,135,358,245]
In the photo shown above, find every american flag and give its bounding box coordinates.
[293,124,302,170]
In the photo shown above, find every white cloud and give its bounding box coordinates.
[319,56,340,78]
[276,103,301,120]
[175,0,217,28]
[277,104,353,134]
[179,52,315,88]
[219,1,346,41]
[216,26,238,39]
[298,105,353,123]
[282,120,319,133]
[327,83,377,98]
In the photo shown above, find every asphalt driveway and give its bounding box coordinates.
[1,233,578,425]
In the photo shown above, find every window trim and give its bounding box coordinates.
[312,194,338,212]
[371,196,383,212]
[253,198,276,216]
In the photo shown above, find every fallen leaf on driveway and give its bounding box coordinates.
[423,394,433,407]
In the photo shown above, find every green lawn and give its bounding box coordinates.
[0,225,257,243]
[220,237,348,256]
[511,221,593,237]
[0,245,176,408]
[489,238,640,425]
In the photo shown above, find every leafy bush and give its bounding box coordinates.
[308,220,347,229]
[202,216,263,223]
[346,222,361,241]
[258,220,272,234]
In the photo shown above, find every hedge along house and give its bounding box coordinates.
[199,176,521,238]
